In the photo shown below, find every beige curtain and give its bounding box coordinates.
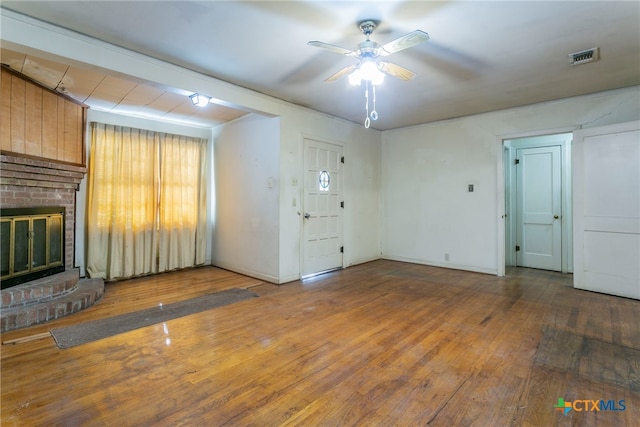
[157,132,207,271]
[86,122,207,280]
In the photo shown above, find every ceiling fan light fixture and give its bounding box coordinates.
[189,93,211,107]
[348,60,385,86]
[359,60,385,85]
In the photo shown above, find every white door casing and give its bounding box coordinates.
[516,145,562,271]
[302,138,343,276]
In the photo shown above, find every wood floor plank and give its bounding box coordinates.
[2,261,639,426]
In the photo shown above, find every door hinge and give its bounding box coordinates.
[341,156,345,164]
[515,245,520,252]
[515,159,520,165]
[340,201,344,208]
[340,246,344,253]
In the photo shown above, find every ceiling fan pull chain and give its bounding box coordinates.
[364,82,371,128]
[370,84,379,121]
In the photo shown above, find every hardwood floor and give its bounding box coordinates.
[1,260,638,426]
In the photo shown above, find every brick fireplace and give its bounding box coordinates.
[1,153,84,271]
[1,153,103,332]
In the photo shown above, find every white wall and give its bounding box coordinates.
[381,118,499,273]
[212,114,281,282]
[76,110,214,276]
[381,86,640,275]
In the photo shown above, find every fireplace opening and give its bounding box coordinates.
[1,207,66,289]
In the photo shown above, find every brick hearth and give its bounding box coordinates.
[1,269,104,332]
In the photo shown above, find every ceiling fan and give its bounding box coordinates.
[307,20,429,84]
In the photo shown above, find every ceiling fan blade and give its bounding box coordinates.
[378,62,416,80]
[379,30,429,56]
[307,41,355,56]
[325,65,357,82]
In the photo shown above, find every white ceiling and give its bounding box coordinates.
[2,1,639,130]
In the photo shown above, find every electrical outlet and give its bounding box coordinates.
[444,253,450,261]
[468,184,474,192]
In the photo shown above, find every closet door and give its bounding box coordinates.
[573,121,640,299]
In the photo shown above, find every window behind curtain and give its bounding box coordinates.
[86,122,207,280]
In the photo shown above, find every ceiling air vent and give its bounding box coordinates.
[569,47,600,65]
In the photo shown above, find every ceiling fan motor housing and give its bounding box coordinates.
[359,20,377,37]
[357,40,381,57]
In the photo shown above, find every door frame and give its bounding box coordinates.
[299,134,345,279]
[514,144,563,271]
[497,128,575,276]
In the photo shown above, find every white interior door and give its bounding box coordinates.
[516,146,562,271]
[302,138,343,277]
[573,121,640,299]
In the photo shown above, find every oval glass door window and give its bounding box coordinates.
[319,170,330,191]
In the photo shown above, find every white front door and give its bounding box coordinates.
[302,138,343,277]
[516,145,562,271]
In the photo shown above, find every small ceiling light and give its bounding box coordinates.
[189,93,211,107]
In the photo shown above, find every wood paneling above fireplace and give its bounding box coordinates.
[1,65,86,166]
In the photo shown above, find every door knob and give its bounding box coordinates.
[553,215,559,219]
[304,213,311,219]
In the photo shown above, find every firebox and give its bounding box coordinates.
[1,207,65,289]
